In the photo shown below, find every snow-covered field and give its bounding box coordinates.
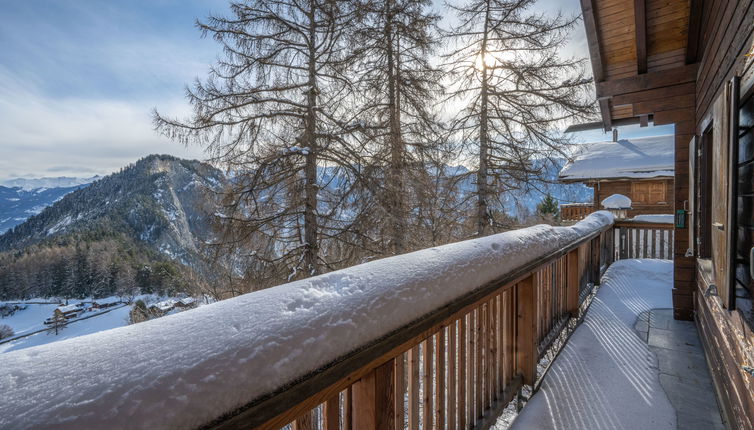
[0,303,132,354]
[0,295,202,354]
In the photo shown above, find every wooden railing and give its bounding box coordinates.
[560,204,596,221]
[613,220,674,260]
[209,224,615,430]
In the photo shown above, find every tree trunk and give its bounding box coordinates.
[386,0,406,254]
[304,0,319,275]
[477,2,491,237]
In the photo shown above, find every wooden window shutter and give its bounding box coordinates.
[711,84,731,307]
[688,136,697,257]
[686,136,697,256]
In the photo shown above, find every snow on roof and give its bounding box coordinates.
[559,135,674,181]
[601,194,632,209]
[0,212,614,429]
[179,297,196,305]
[56,304,80,314]
[151,299,177,311]
[631,214,674,224]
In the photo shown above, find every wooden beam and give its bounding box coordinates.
[634,0,647,74]
[598,98,612,131]
[686,0,702,64]
[611,82,696,106]
[580,0,604,82]
[639,114,649,127]
[596,64,698,98]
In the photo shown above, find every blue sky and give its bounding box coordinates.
[0,0,671,179]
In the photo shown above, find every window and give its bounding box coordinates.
[631,181,666,204]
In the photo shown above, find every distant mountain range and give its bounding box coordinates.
[0,177,100,234]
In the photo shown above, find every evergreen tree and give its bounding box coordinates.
[537,193,560,218]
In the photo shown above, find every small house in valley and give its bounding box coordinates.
[558,135,675,220]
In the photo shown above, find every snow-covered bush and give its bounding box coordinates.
[0,324,13,340]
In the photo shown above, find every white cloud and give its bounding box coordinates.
[0,72,206,180]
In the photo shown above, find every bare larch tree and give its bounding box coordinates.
[351,0,443,255]
[154,0,365,282]
[445,0,595,236]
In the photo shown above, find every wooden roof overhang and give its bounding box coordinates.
[579,0,700,131]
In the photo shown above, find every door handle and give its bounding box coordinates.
[713,222,725,231]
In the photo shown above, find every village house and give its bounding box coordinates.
[559,135,675,220]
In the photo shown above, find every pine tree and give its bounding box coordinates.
[444,0,595,236]
[537,193,560,218]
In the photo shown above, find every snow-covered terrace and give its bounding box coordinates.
[559,135,675,182]
[0,213,717,429]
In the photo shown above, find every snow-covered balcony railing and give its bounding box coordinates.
[613,218,675,260]
[1,213,617,430]
[560,203,596,221]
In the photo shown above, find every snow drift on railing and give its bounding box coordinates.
[0,211,614,430]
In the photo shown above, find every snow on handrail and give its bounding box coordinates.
[0,212,614,430]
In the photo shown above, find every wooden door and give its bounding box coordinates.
[712,86,731,306]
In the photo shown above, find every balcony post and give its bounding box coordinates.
[515,274,537,385]
[351,358,395,429]
[566,248,580,316]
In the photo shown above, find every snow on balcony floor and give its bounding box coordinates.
[511,259,710,430]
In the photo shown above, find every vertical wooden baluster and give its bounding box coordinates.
[324,395,340,430]
[395,352,405,430]
[634,229,640,258]
[643,228,648,258]
[448,321,456,430]
[660,229,666,259]
[567,249,580,316]
[489,296,497,403]
[475,306,484,420]
[293,411,313,430]
[352,359,395,429]
[516,275,537,386]
[459,315,467,430]
[496,294,503,397]
[500,291,508,392]
[435,328,445,430]
[651,229,657,258]
[480,302,489,413]
[409,346,420,430]
[344,387,352,430]
[423,337,433,429]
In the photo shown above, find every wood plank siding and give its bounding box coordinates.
[590,178,675,217]
[578,0,754,426]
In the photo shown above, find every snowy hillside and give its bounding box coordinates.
[0,178,97,233]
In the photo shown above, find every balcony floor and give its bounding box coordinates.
[511,259,724,430]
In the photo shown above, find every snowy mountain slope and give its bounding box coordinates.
[0,176,100,191]
[0,182,95,234]
[0,155,223,263]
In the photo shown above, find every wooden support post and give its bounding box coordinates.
[352,359,395,429]
[293,412,313,430]
[592,236,601,285]
[323,395,340,430]
[515,275,537,386]
[566,249,580,316]
[394,353,405,430]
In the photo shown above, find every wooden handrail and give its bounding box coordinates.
[205,223,614,430]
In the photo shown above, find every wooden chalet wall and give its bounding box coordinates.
[592,178,675,217]
[693,1,754,427]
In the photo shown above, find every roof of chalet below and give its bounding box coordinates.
[559,135,675,182]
